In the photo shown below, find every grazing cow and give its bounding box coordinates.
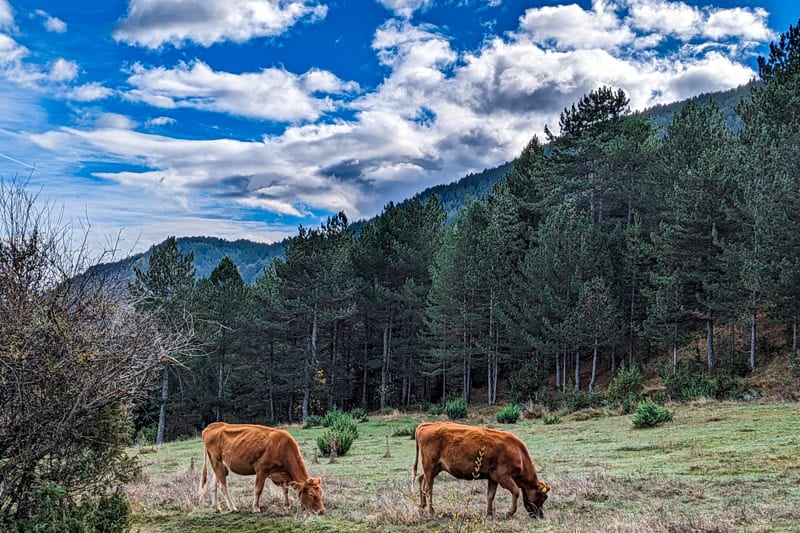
[413,421,550,518]
[199,422,325,515]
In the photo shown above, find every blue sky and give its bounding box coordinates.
[0,0,794,254]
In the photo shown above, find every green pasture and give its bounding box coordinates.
[130,403,800,532]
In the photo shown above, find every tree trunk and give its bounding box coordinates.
[555,350,561,392]
[362,318,369,407]
[380,319,390,410]
[793,317,797,353]
[216,350,224,422]
[672,327,678,372]
[303,305,318,421]
[574,350,580,391]
[329,321,337,411]
[589,337,598,392]
[749,312,757,372]
[156,365,168,445]
[269,341,275,423]
[611,344,616,373]
[706,307,715,371]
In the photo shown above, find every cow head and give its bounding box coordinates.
[291,477,325,515]
[523,479,550,519]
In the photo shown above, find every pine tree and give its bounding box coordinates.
[129,236,195,445]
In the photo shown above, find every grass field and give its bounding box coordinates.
[128,402,800,532]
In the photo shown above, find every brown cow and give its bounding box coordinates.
[413,421,550,518]
[199,422,325,515]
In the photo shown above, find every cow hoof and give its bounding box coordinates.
[252,508,261,513]
[506,512,515,519]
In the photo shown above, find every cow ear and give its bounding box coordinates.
[290,481,303,491]
[309,477,321,486]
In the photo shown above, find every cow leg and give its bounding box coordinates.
[423,471,438,513]
[208,468,221,512]
[282,483,290,508]
[418,473,426,509]
[212,463,238,512]
[252,471,266,513]
[496,475,521,518]
[486,479,498,516]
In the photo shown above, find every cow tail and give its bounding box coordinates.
[199,447,209,498]
[413,425,420,480]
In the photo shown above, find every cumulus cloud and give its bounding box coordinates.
[123,61,358,122]
[376,0,432,19]
[145,116,177,127]
[114,0,328,48]
[28,1,774,225]
[48,58,78,82]
[34,10,67,33]
[0,0,13,29]
[95,113,137,129]
[67,82,113,101]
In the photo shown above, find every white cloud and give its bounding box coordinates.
[0,0,12,29]
[95,113,137,129]
[26,1,773,226]
[520,0,635,51]
[67,82,113,101]
[48,58,78,82]
[124,60,357,122]
[145,116,177,127]
[34,10,67,33]
[114,0,328,49]
[704,6,771,41]
[376,0,432,19]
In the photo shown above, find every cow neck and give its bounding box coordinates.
[284,440,311,483]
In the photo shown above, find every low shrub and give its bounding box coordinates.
[380,406,395,415]
[304,415,324,428]
[390,425,417,438]
[349,407,369,422]
[520,401,546,420]
[790,350,800,378]
[714,371,749,401]
[559,389,607,413]
[316,428,356,457]
[661,359,716,401]
[11,483,131,532]
[135,425,156,446]
[632,398,673,428]
[445,398,468,420]
[427,404,443,416]
[607,366,644,412]
[496,404,520,424]
[322,410,358,438]
[542,414,562,425]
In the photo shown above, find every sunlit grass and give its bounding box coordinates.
[129,403,800,532]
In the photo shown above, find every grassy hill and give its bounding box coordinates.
[129,401,800,532]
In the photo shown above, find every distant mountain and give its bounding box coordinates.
[641,83,753,133]
[94,84,754,284]
[89,236,288,285]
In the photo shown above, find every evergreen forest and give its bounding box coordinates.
[130,23,800,444]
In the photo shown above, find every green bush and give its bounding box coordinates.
[714,371,749,401]
[632,398,673,428]
[790,350,800,377]
[390,425,417,438]
[496,404,520,424]
[542,414,562,425]
[12,484,131,532]
[321,410,358,438]
[380,406,395,415]
[304,414,324,428]
[445,398,468,419]
[607,366,644,412]
[135,424,156,446]
[559,389,607,413]
[427,404,443,416]
[661,359,716,401]
[316,428,356,457]
[349,407,369,422]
